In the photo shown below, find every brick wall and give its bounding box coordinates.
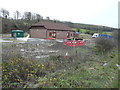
[30,29,74,39]
[30,29,47,38]
[47,30,74,39]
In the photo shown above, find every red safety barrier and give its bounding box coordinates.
[64,40,85,47]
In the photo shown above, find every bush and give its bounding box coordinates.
[85,31,90,34]
[95,37,116,53]
[112,30,119,48]
[2,57,56,88]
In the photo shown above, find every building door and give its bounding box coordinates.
[13,33,16,38]
[52,32,56,38]
[70,33,73,38]
[49,32,52,37]
[67,32,70,38]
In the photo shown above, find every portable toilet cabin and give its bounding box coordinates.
[11,30,24,38]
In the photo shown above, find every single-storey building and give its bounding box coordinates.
[29,21,75,39]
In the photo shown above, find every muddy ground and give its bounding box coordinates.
[2,38,94,62]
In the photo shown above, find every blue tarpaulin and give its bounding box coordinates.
[99,34,113,39]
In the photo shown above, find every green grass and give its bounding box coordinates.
[2,42,118,88]
[80,29,88,33]
[79,34,92,39]
[48,50,118,88]
[101,32,112,35]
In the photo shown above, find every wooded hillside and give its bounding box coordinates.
[1,18,117,34]
[0,8,118,34]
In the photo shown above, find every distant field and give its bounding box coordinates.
[80,29,88,33]
[79,34,92,39]
[101,32,113,35]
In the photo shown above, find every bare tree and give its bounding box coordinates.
[36,14,43,22]
[14,10,21,20]
[31,13,36,20]
[27,12,32,20]
[23,11,32,20]
[46,16,50,20]
[0,8,9,18]
[30,13,43,22]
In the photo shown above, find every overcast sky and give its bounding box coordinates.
[0,0,119,28]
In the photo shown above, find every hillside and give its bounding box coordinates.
[1,18,118,34]
[64,21,117,32]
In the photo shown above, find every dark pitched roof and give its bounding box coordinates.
[31,21,73,31]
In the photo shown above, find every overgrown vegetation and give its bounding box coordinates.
[1,7,119,88]
[2,57,57,88]
[2,18,35,33]
[2,50,118,88]
[95,37,116,53]
[2,36,119,88]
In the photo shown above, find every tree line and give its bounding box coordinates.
[0,8,44,21]
[0,8,52,33]
[0,8,118,34]
[64,21,118,32]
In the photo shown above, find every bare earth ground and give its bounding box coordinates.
[2,37,95,66]
[1,35,119,88]
[2,39,93,60]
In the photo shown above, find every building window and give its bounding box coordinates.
[49,32,52,36]
[52,32,56,38]
[67,32,70,38]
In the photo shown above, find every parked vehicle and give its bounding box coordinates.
[64,38,84,47]
[92,33,113,39]
[92,33,99,38]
